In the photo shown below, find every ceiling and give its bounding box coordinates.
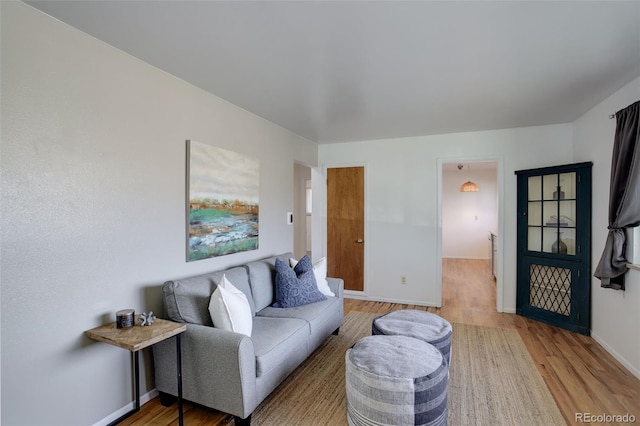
[26,1,640,144]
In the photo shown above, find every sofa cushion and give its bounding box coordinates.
[163,266,255,325]
[258,296,339,333]
[208,274,253,337]
[252,316,309,377]
[246,253,292,312]
[273,257,326,308]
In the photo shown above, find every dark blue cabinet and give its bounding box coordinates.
[515,162,592,335]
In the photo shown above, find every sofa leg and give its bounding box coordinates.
[158,392,177,407]
[333,327,340,335]
[234,414,251,426]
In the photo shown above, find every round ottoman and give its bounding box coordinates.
[345,335,448,426]
[372,310,452,366]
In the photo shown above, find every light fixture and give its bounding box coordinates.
[460,181,479,192]
[458,164,479,192]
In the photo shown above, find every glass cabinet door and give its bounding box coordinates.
[527,172,577,255]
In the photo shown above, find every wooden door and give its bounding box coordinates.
[327,167,364,291]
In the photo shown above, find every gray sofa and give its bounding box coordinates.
[152,253,344,425]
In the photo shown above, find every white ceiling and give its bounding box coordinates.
[26,1,640,144]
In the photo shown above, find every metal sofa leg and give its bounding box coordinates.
[159,392,177,407]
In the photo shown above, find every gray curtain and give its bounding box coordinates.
[594,100,640,290]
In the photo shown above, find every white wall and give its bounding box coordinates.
[572,75,640,378]
[442,166,497,259]
[0,2,317,425]
[319,124,573,308]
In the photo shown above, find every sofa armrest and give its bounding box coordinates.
[327,277,344,324]
[327,277,344,300]
[153,323,258,418]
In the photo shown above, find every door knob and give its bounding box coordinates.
[356,239,364,244]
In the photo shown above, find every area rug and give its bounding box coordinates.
[448,323,566,425]
[251,311,566,425]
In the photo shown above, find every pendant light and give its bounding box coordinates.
[458,164,479,192]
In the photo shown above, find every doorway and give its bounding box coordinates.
[440,160,500,310]
[293,163,312,259]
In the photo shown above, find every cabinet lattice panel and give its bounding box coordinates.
[529,264,571,316]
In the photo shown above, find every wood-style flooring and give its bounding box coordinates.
[121,258,640,425]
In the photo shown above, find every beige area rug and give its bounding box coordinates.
[251,311,566,426]
[448,323,566,425]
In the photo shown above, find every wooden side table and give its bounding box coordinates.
[86,317,187,425]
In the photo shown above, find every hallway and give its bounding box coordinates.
[442,258,495,309]
[439,258,507,327]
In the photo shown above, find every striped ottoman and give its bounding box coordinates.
[345,335,448,426]
[372,310,452,366]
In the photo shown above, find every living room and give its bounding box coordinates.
[2,1,639,425]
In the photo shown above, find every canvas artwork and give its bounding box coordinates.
[187,140,259,261]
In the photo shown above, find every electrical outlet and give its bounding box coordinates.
[401,276,407,285]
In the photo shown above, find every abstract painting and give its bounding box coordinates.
[187,140,259,261]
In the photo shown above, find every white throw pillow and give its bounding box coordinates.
[208,274,253,337]
[289,256,335,297]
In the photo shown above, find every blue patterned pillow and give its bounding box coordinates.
[274,256,327,308]
[293,254,314,274]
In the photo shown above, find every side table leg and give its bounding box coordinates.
[176,334,183,426]
[134,350,140,411]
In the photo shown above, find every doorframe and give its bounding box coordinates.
[293,162,312,260]
[436,156,505,312]
[322,162,368,298]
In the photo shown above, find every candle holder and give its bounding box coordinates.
[116,309,135,329]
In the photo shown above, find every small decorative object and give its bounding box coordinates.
[545,215,573,227]
[116,309,135,329]
[139,311,156,326]
[553,186,565,200]
[551,233,568,254]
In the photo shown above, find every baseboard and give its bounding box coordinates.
[590,331,640,380]
[92,389,158,426]
[344,294,439,307]
[443,256,491,260]
[344,289,366,298]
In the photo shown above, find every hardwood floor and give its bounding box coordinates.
[122,259,640,425]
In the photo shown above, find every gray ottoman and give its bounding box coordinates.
[372,310,453,366]
[345,335,448,426]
